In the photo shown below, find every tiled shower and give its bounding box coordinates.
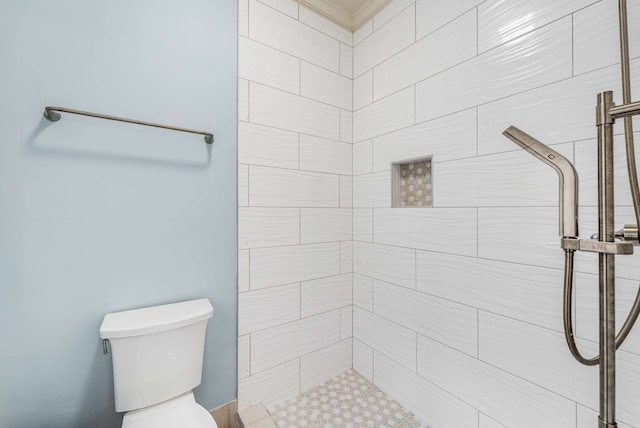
[237,0,640,427]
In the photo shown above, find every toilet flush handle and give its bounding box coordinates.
[102,339,110,355]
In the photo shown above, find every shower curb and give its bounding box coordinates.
[237,403,278,428]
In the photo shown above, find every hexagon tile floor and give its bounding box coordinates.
[266,369,426,427]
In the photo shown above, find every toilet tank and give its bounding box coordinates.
[100,299,214,412]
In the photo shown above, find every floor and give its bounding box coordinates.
[266,369,426,427]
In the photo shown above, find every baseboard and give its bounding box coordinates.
[210,400,238,428]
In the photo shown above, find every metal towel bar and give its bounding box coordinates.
[43,106,214,144]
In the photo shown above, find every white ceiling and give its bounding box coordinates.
[297,0,392,31]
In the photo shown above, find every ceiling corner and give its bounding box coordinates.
[297,0,392,32]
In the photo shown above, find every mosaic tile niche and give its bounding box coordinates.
[392,157,433,207]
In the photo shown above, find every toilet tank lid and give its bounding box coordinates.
[99,298,213,339]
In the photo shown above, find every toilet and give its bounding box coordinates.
[100,298,218,428]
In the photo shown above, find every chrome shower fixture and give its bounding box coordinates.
[503,2,640,424]
[504,94,638,428]
[503,126,578,239]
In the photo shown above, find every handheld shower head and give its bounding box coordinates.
[503,126,579,238]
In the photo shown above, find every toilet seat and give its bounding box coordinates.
[121,392,218,428]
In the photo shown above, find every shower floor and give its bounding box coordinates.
[266,369,426,428]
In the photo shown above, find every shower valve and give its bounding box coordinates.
[615,224,639,244]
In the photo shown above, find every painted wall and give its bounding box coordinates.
[236,0,355,408]
[0,1,237,427]
[351,0,640,427]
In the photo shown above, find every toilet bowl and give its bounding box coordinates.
[100,298,218,428]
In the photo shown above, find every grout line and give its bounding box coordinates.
[352,21,370,49]
[299,282,302,320]
[413,84,417,124]
[254,0,352,47]
[414,250,418,290]
[252,78,350,112]
[371,349,375,382]
[242,34,343,79]
[247,162,349,177]
[476,309,480,359]
[247,305,348,339]
[298,357,302,395]
[370,139,374,173]
[246,271,351,294]
[475,106,479,156]
[376,342,481,415]
[246,0,251,38]
[415,331,418,373]
[253,334,350,379]
[371,68,375,105]
[339,108,344,143]
[350,303,354,340]
[297,132,301,170]
[414,2,417,43]
[417,2,486,42]
[355,241,640,284]
[353,8,475,82]
[475,12,573,56]
[571,12,575,77]
[298,207,301,244]
[476,6,479,56]
[299,60,302,95]
[476,207,480,257]
[247,80,251,123]
[370,208,374,242]
[247,165,251,207]
[240,118,336,143]
[462,330,601,409]
[371,278,375,312]
[351,41,355,82]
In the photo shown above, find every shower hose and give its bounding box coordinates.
[562,0,640,366]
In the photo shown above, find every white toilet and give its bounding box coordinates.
[100,298,218,428]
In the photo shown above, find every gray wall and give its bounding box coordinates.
[0,1,237,427]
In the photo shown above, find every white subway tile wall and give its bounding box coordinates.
[251,310,341,373]
[352,0,640,426]
[374,352,478,428]
[239,0,640,426]
[373,8,477,101]
[340,240,354,274]
[238,0,354,410]
[353,5,415,78]
[249,0,339,72]
[353,70,373,111]
[353,339,374,381]
[299,339,353,391]
[239,37,301,94]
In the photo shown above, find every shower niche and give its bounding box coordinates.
[391,156,433,207]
